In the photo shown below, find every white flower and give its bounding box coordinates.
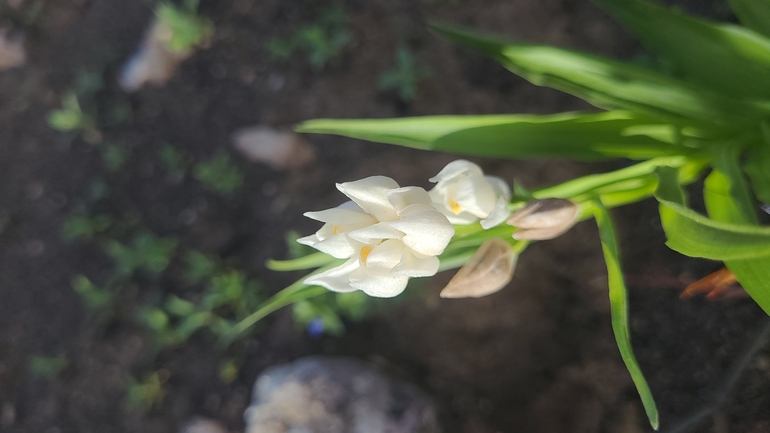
[428,160,511,229]
[298,176,455,298]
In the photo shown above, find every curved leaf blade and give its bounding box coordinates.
[593,0,770,99]
[593,201,659,430]
[728,0,770,39]
[656,167,770,260]
[431,24,770,124]
[704,147,770,315]
[298,111,701,161]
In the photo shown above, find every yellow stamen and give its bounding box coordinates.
[333,225,340,235]
[448,197,463,214]
[360,246,374,266]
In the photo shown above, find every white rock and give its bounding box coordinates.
[0,30,25,71]
[179,417,228,433]
[232,126,316,170]
[119,19,194,92]
[245,357,439,433]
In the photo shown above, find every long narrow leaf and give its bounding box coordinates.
[592,201,659,430]
[431,24,770,124]
[743,128,770,203]
[593,0,770,99]
[298,111,704,161]
[728,0,770,38]
[704,148,770,315]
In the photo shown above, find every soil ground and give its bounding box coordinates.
[0,0,768,432]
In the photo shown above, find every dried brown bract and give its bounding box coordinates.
[440,238,516,298]
[507,198,579,241]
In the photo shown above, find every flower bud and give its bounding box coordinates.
[440,238,516,298]
[507,198,579,240]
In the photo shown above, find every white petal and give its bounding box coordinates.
[311,234,357,259]
[348,222,403,244]
[386,186,431,212]
[364,239,405,270]
[350,274,409,298]
[304,207,375,225]
[454,175,498,218]
[480,196,511,229]
[485,175,511,200]
[296,234,320,247]
[390,204,455,256]
[304,259,360,293]
[431,204,480,225]
[428,160,483,184]
[393,252,439,277]
[336,176,399,222]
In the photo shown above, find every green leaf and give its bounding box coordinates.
[728,0,770,38]
[744,127,770,203]
[431,24,770,124]
[655,169,770,260]
[593,0,770,100]
[535,156,704,201]
[267,252,336,271]
[723,259,770,315]
[299,111,706,161]
[704,146,770,315]
[705,146,758,224]
[592,201,659,430]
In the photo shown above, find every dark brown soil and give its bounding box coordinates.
[0,0,768,432]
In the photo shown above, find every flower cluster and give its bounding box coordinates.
[298,160,510,297]
[299,176,455,297]
[298,159,578,298]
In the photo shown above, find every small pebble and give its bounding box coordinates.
[179,417,227,433]
[232,126,316,171]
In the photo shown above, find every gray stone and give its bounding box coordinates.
[179,417,228,433]
[245,357,439,433]
[231,127,316,171]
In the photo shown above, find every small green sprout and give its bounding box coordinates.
[102,143,130,172]
[218,358,239,384]
[105,232,178,276]
[267,5,351,69]
[62,214,113,241]
[155,1,214,53]
[72,275,113,311]
[125,371,168,411]
[193,153,244,195]
[158,144,190,176]
[29,354,68,379]
[184,251,216,284]
[379,47,430,101]
[47,92,94,132]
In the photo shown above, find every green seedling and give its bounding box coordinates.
[184,251,216,284]
[193,153,244,195]
[102,143,130,172]
[72,275,113,311]
[155,1,214,53]
[47,92,94,132]
[378,47,431,101]
[62,214,113,241]
[158,144,190,177]
[105,232,178,277]
[218,358,239,384]
[267,5,351,69]
[125,371,168,411]
[29,354,67,379]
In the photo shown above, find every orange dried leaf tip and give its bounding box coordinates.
[680,268,738,300]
